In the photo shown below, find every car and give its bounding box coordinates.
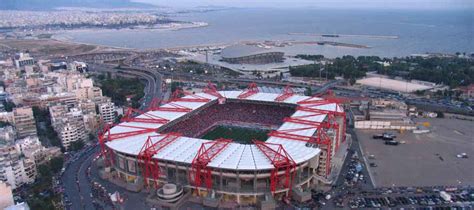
[382,133,396,140]
[370,163,378,167]
[385,140,400,145]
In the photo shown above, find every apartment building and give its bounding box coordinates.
[0,145,36,189]
[12,107,37,139]
[98,99,116,124]
[50,106,87,150]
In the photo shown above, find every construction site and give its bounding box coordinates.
[96,83,348,208]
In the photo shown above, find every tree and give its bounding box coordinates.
[295,54,324,61]
[49,157,64,173]
[2,101,16,112]
[38,164,52,178]
[349,78,356,85]
[33,106,61,147]
[305,87,312,96]
[97,74,106,80]
[0,121,11,127]
[89,133,96,141]
[70,141,85,151]
[98,77,145,106]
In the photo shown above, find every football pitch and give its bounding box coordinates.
[201,125,269,144]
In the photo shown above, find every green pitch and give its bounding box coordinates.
[201,125,269,144]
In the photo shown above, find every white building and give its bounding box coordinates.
[14,53,34,69]
[0,144,37,189]
[52,108,87,150]
[70,61,88,73]
[15,136,49,165]
[98,100,116,124]
[0,126,16,145]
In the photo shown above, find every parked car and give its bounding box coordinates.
[385,140,400,145]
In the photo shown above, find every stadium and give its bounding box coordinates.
[98,84,347,207]
[221,44,284,64]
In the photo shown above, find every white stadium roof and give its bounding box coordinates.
[221,44,283,59]
[106,91,343,171]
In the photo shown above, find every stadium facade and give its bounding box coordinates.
[221,45,284,64]
[98,84,347,206]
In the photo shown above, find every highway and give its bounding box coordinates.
[88,63,162,109]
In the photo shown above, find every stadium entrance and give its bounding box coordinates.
[201,125,269,144]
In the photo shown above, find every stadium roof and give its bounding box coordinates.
[221,44,283,59]
[106,91,343,171]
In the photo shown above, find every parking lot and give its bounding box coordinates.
[357,118,474,188]
[348,187,474,209]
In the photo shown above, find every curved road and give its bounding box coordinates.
[88,63,162,109]
[62,63,163,210]
[61,147,98,210]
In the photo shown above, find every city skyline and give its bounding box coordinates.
[135,0,473,10]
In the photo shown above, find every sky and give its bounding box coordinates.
[134,0,473,9]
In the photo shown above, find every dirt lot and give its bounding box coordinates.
[356,118,474,188]
[0,39,104,58]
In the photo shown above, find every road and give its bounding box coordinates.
[62,63,164,210]
[62,144,153,210]
[88,64,162,109]
[114,66,164,108]
[61,147,98,210]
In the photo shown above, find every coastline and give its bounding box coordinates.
[45,21,209,44]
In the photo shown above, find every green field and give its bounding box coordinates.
[201,125,269,144]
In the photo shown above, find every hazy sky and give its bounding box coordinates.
[134,0,473,9]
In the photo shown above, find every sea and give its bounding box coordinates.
[55,8,474,58]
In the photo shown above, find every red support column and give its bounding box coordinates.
[170,88,211,103]
[275,85,294,102]
[315,130,333,177]
[121,107,169,124]
[99,124,157,167]
[238,83,259,99]
[154,103,192,112]
[147,98,162,111]
[253,141,296,196]
[137,132,181,188]
[203,82,224,99]
[190,138,232,190]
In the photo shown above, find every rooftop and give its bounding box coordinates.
[106,91,343,171]
[221,45,283,59]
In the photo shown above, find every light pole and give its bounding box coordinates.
[319,67,325,82]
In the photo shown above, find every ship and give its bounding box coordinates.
[321,34,339,38]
